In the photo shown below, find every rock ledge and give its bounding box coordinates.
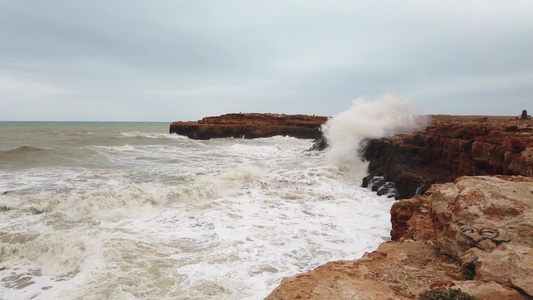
[170,113,328,140]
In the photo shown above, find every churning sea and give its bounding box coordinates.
[0,121,395,299]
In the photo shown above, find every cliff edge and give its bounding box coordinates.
[363,117,533,199]
[169,113,328,140]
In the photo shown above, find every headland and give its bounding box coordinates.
[169,113,328,140]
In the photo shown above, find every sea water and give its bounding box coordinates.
[0,96,430,299]
[0,120,395,299]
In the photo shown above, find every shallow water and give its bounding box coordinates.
[0,122,394,299]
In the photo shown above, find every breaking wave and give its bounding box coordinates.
[321,94,429,177]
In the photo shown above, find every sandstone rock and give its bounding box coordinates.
[395,176,533,298]
[266,241,467,300]
[169,113,328,140]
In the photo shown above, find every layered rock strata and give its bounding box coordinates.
[169,113,328,140]
[267,176,533,299]
[362,119,533,199]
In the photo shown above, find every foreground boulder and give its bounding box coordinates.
[169,113,328,140]
[266,176,533,299]
[394,175,533,298]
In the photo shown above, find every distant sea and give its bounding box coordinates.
[0,121,394,299]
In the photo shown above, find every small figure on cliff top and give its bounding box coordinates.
[516,110,531,120]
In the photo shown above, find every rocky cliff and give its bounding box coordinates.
[169,113,328,140]
[362,117,533,199]
[267,176,533,300]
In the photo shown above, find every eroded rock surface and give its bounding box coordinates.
[169,113,328,140]
[266,241,467,300]
[267,176,533,300]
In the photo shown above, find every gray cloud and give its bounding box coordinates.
[1,0,532,121]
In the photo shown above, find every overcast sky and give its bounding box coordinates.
[1,1,532,121]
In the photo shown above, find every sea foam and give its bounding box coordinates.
[0,122,399,299]
[322,94,429,178]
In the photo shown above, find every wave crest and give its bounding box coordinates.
[0,145,54,163]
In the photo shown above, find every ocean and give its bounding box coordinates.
[0,121,395,299]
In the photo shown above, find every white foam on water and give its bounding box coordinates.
[0,128,397,299]
[120,131,191,141]
[6,165,264,222]
[37,169,394,299]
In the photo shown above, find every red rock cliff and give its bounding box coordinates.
[169,113,328,140]
[363,118,533,199]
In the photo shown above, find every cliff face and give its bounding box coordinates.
[169,113,328,140]
[363,119,533,199]
[267,176,533,300]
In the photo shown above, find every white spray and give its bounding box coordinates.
[321,94,429,178]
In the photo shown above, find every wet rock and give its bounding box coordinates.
[377,182,396,197]
[362,174,373,188]
[362,175,398,198]
[368,177,385,192]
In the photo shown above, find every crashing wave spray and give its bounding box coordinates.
[321,94,429,177]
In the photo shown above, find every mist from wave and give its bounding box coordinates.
[321,94,429,178]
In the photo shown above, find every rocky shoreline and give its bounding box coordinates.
[266,116,533,299]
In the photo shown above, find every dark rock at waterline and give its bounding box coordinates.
[362,174,373,188]
[362,176,397,198]
[370,178,386,192]
[414,184,431,196]
[377,182,395,197]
